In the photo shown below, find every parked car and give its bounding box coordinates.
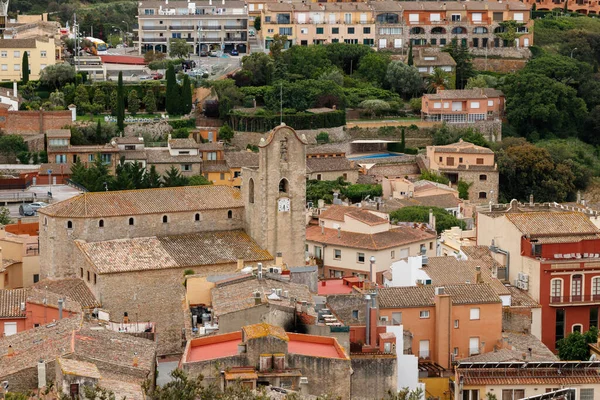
[200,50,208,57]
[152,72,164,80]
[19,204,35,216]
[209,51,218,57]
[29,202,49,211]
[139,75,152,81]
[230,49,239,56]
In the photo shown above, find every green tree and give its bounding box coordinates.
[457,180,472,200]
[82,384,117,400]
[218,123,234,143]
[359,99,391,118]
[189,175,213,185]
[524,53,591,84]
[0,206,10,225]
[144,89,157,114]
[341,183,382,203]
[49,90,66,110]
[357,52,391,88]
[269,34,287,60]
[420,170,450,185]
[172,128,190,139]
[16,151,30,164]
[407,42,414,66]
[426,67,453,92]
[282,45,332,79]
[465,75,499,89]
[316,131,330,143]
[385,61,423,99]
[557,326,598,360]
[109,90,118,116]
[144,50,166,64]
[169,38,192,59]
[166,65,180,115]
[162,166,188,187]
[21,51,29,84]
[70,156,114,192]
[240,52,273,86]
[117,71,125,132]
[0,134,28,159]
[74,84,91,115]
[254,16,261,31]
[390,206,466,234]
[324,43,372,74]
[443,40,475,89]
[494,20,526,47]
[39,63,76,89]
[503,72,587,141]
[128,89,140,116]
[145,165,162,188]
[5,393,29,400]
[92,88,106,111]
[181,75,193,115]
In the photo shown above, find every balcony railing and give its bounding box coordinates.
[169,25,195,30]
[550,294,600,305]
[141,37,167,42]
[199,25,222,30]
[141,26,167,30]
[223,25,247,30]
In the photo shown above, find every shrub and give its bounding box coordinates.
[316,131,330,143]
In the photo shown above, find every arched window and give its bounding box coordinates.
[451,27,467,34]
[99,219,104,228]
[410,27,425,35]
[227,210,233,219]
[431,27,446,34]
[129,217,134,226]
[572,324,583,333]
[473,27,488,34]
[195,213,200,222]
[162,215,168,224]
[279,178,289,194]
[592,276,600,300]
[249,178,255,204]
[494,27,506,34]
[551,278,563,303]
[67,221,73,229]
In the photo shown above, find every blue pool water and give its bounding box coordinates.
[348,153,402,160]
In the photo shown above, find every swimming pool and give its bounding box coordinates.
[348,153,402,160]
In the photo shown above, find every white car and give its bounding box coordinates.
[29,202,49,211]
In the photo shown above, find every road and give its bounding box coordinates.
[3,185,83,219]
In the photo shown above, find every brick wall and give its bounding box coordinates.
[503,307,533,334]
[3,110,72,135]
[350,355,397,400]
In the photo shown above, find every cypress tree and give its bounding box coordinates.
[564,0,569,13]
[181,75,192,115]
[407,43,414,66]
[165,65,178,115]
[21,52,29,84]
[117,71,125,132]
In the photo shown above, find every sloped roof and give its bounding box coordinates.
[306,157,356,173]
[224,151,259,169]
[145,149,203,164]
[168,138,199,149]
[430,139,494,154]
[394,194,461,209]
[319,205,388,226]
[505,212,600,242]
[0,288,28,318]
[39,186,243,218]
[58,357,102,379]
[32,278,100,309]
[77,231,273,274]
[306,225,435,251]
[243,323,289,341]
[378,283,501,308]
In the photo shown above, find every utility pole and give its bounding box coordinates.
[280,82,283,125]
[74,13,80,83]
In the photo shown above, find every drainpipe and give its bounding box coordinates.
[365,294,371,347]
[490,240,510,282]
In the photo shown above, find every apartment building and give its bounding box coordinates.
[478,201,600,352]
[399,0,533,49]
[0,37,60,81]
[422,88,505,123]
[261,2,376,49]
[136,0,249,55]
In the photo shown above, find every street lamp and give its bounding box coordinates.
[571,47,578,58]
[122,20,129,32]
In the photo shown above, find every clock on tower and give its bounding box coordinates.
[278,197,290,212]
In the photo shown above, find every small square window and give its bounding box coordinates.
[332,27,339,34]
[220,173,225,180]
[470,308,480,320]
[33,274,39,283]
[352,310,359,319]
[363,27,370,34]
[316,27,324,34]
[334,249,341,260]
[347,27,355,34]
[420,310,430,319]
[357,252,365,263]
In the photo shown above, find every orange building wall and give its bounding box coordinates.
[4,221,39,236]
[0,303,77,336]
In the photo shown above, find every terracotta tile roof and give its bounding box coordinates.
[198,142,224,152]
[425,88,503,101]
[58,357,102,379]
[120,150,148,160]
[45,129,71,138]
[423,256,511,296]
[306,225,435,251]
[212,276,312,317]
[202,161,230,173]
[0,288,28,318]
[430,139,494,154]
[224,151,259,169]
[505,212,600,243]
[243,323,289,341]
[169,138,199,149]
[306,157,356,173]
[39,186,243,218]
[306,144,348,155]
[506,286,540,308]
[378,283,501,308]
[77,231,273,274]
[39,163,72,175]
[395,194,461,209]
[145,149,203,164]
[319,205,388,226]
[460,333,556,363]
[414,49,456,67]
[32,278,100,309]
[0,38,41,48]
[114,136,145,145]
[459,367,598,386]
[26,288,82,314]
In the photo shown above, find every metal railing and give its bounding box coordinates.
[26,246,39,255]
[550,294,600,305]
[169,25,195,30]
[141,38,167,43]
[199,25,222,30]
[223,25,246,30]
[140,26,167,30]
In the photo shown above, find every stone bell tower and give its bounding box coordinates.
[242,124,307,267]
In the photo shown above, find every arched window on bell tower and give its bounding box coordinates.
[279,178,289,194]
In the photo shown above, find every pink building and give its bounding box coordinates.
[421,88,505,124]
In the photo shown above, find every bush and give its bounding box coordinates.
[390,206,465,234]
[168,118,196,129]
[420,170,450,185]
[229,110,346,132]
[408,98,422,114]
[316,131,330,143]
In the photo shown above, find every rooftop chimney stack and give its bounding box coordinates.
[13,81,17,98]
[475,266,482,284]
[337,227,341,238]
[577,191,582,205]
[237,258,244,271]
[58,299,63,320]
[529,194,534,206]
[275,252,283,266]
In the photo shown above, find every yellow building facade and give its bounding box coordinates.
[0,37,61,82]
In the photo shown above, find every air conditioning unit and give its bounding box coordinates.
[300,377,309,384]
[521,281,529,291]
[513,279,520,288]
[521,274,529,283]
[435,287,445,295]
[269,267,282,274]
[517,272,524,282]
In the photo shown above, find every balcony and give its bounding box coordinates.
[141,26,167,31]
[169,25,195,30]
[199,25,222,30]
[224,25,246,30]
[549,294,600,306]
[225,36,246,41]
[141,37,167,43]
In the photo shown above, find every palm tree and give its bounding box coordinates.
[426,67,451,93]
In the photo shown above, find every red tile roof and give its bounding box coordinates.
[319,205,388,226]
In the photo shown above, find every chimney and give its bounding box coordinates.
[428,209,436,231]
[222,0,225,4]
[254,291,261,305]
[133,353,139,367]
[577,191,582,205]
[68,104,77,122]
[475,266,483,284]
[321,224,324,235]
[209,0,212,4]
[257,263,263,279]
[58,299,63,320]
[237,258,244,271]
[275,252,283,266]
[337,227,341,238]
[529,194,534,206]
[37,360,46,389]
[13,81,17,98]
[7,345,14,357]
